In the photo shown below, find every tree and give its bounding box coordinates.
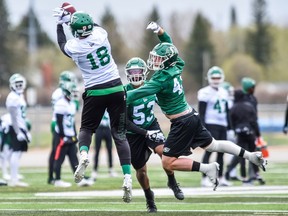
[140,6,161,60]
[0,0,14,86]
[230,6,237,27]
[183,13,214,90]
[100,6,129,64]
[245,0,273,67]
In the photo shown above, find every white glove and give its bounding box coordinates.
[17,132,27,142]
[146,130,166,143]
[146,21,161,33]
[53,7,71,25]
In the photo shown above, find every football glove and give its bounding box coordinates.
[53,7,71,25]
[17,132,27,142]
[146,130,166,143]
[146,21,161,33]
[283,126,288,134]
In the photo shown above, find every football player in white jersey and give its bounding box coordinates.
[0,113,13,183]
[5,73,31,187]
[197,66,232,187]
[52,81,79,187]
[54,5,132,202]
[48,70,78,184]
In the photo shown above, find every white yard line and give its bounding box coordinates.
[35,185,288,197]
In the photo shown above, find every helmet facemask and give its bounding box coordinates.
[207,66,225,88]
[147,42,178,71]
[125,57,148,86]
[9,74,26,94]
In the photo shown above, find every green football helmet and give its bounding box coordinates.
[207,66,225,88]
[59,71,77,87]
[9,73,26,94]
[241,77,256,94]
[125,57,148,86]
[61,81,77,100]
[147,42,178,70]
[70,11,94,38]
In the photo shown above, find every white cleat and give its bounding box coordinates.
[219,177,233,186]
[8,180,29,187]
[122,174,132,203]
[54,180,72,188]
[250,152,267,171]
[109,168,118,177]
[74,153,89,183]
[77,178,94,187]
[204,162,220,191]
[201,176,213,187]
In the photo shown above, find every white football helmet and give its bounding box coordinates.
[207,66,225,88]
[125,57,148,86]
[9,73,26,94]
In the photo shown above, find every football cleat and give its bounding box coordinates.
[146,191,157,213]
[122,174,132,203]
[167,182,184,200]
[74,152,89,183]
[249,152,267,171]
[204,162,220,191]
[54,180,72,188]
[201,176,214,187]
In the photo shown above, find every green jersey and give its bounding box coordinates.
[125,83,156,131]
[126,32,190,115]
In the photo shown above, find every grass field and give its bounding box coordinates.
[0,161,288,216]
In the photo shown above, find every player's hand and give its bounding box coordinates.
[146,21,161,33]
[17,132,27,142]
[146,130,166,143]
[53,7,71,25]
[283,126,288,134]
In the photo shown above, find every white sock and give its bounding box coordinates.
[10,151,22,181]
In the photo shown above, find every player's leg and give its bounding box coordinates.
[107,91,132,203]
[92,128,102,180]
[204,138,267,171]
[154,144,184,200]
[136,165,157,213]
[74,95,104,183]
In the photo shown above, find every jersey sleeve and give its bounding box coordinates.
[158,31,173,43]
[126,80,162,104]
[197,88,210,102]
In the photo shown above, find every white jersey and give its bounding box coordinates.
[197,86,229,127]
[64,26,120,88]
[6,91,27,131]
[51,88,64,122]
[99,110,110,127]
[53,97,76,137]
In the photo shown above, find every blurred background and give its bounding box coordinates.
[0,0,287,149]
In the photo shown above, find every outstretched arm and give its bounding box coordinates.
[147,21,172,43]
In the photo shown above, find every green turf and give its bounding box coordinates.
[0,162,287,215]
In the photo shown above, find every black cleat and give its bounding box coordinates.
[167,182,184,200]
[146,191,157,213]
